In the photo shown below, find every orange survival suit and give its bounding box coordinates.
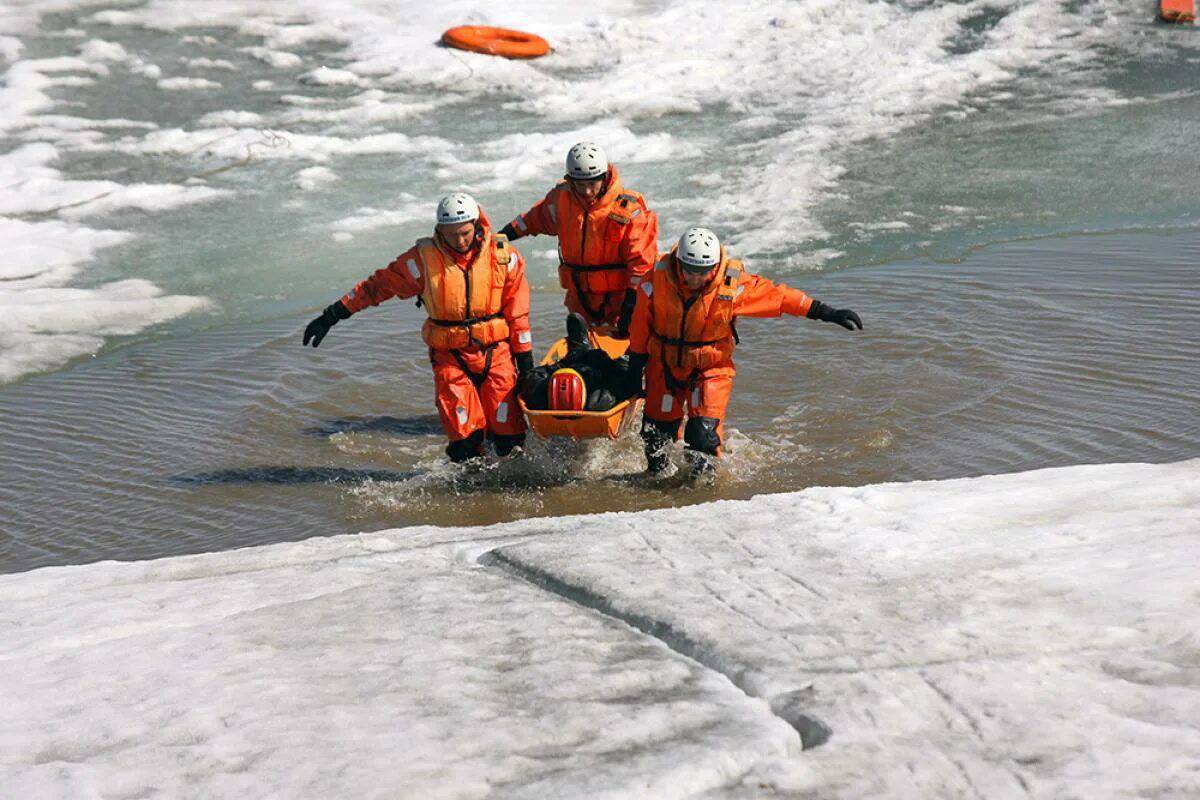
[627,246,816,467]
[502,165,658,333]
[338,210,533,461]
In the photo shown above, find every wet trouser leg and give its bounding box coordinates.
[431,350,486,461]
[476,341,526,455]
[683,368,734,456]
[645,360,735,471]
[682,369,734,477]
[431,343,525,461]
[642,360,686,473]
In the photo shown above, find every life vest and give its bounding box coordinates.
[646,249,743,385]
[417,233,511,351]
[552,168,648,319]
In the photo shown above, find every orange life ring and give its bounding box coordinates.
[1160,0,1195,22]
[441,26,551,60]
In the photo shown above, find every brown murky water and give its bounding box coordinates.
[2,230,1198,573]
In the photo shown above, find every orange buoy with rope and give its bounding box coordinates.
[441,26,551,59]
[1161,0,1195,22]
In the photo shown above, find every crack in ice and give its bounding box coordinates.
[479,547,833,750]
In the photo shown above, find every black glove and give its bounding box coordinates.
[515,350,534,379]
[615,288,638,339]
[302,301,351,348]
[807,300,863,331]
[499,222,520,241]
[623,352,648,398]
[520,363,552,406]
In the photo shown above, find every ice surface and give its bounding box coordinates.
[490,461,1200,797]
[0,216,130,284]
[0,140,224,380]
[0,274,210,382]
[181,57,237,71]
[0,24,230,382]
[2,461,1197,797]
[98,126,451,163]
[293,164,339,191]
[75,38,126,62]
[330,191,428,235]
[156,75,222,91]
[0,36,23,62]
[299,65,363,87]
[0,143,228,218]
[0,529,799,799]
[68,0,1151,258]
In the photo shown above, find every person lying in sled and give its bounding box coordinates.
[626,227,863,477]
[499,142,658,338]
[301,193,535,463]
[521,313,638,412]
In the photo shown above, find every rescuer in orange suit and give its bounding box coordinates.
[627,227,863,477]
[499,142,658,337]
[302,193,534,463]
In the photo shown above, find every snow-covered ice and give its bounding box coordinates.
[0,26,223,383]
[489,461,1200,797]
[2,461,1197,798]
[156,75,222,91]
[0,142,221,382]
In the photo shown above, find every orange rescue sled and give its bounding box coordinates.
[520,333,642,440]
[1161,0,1195,22]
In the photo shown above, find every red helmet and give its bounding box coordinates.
[548,368,586,411]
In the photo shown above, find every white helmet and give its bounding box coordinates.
[676,227,721,272]
[436,192,479,225]
[565,142,607,180]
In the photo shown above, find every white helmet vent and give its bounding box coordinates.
[436,192,480,225]
[677,227,721,271]
[565,142,608,180]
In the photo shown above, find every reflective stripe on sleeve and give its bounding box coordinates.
[406,259,420,279]
[518,330,532,344]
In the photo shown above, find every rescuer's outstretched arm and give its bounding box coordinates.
[301,245,426,348]
[734,272,863,330]
[500,187,562,241]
